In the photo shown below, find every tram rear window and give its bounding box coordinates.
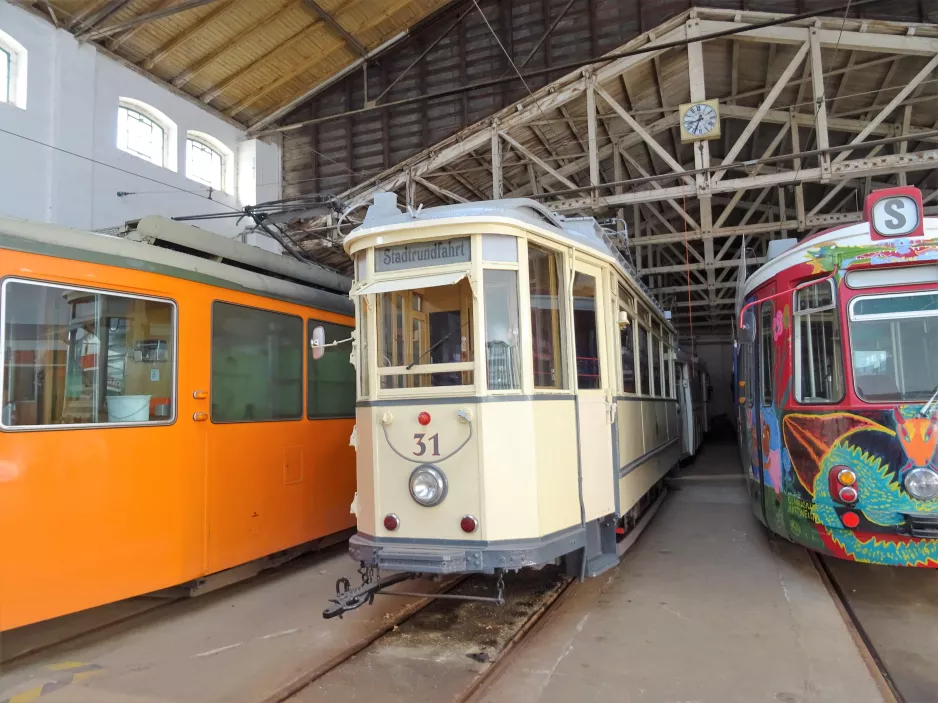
[1,279,176,428]
[849,292,938,402]
[376,279,474,389]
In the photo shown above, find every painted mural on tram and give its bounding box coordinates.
[735,186,938,567]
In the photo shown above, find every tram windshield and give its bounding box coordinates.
[849,291,938,402]
[376,277,474,388]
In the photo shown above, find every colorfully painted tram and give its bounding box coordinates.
[327,195,683,616]
[735,185,938,567]
[0,216,357,630]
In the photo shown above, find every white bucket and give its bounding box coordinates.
[107,395,151,423]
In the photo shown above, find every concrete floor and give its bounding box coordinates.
[0,439,887,703]
[0,543,445,703]
[478,440,883,703]
[824,557,938,703]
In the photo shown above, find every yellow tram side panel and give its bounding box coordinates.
[530,399,580,538]
[0,246,356,631]
[616,398,680,514]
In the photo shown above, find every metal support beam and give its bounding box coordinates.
[301,0,367,56]
[82,0,223,41]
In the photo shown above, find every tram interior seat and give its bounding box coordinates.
[855,373,899,400]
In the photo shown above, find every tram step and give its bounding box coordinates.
[586,552,619,578]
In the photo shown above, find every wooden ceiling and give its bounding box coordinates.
[23,0,454,126]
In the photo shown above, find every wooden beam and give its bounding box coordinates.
[413,175,469,204]
[301,0,366,56]
[833,53,938,164]
[619,147,698,229]
[712,40,809,183]
[141,0,237,69]
[499,132,578,190]
[199,19,320,104]
[224,0,424,117]
[491,122,503,199]
[594,83,693,186]
[170,0,296,89]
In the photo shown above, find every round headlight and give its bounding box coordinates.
[904,468,938,501]
[409,465,447,507]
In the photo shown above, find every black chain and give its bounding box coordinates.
[495,570,506,605]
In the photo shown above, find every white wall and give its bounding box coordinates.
[695,341,735,424]
[0,2,281,239]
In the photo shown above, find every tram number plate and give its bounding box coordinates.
[414,433,441,457]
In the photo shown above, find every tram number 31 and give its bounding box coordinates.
[414,433,441,457]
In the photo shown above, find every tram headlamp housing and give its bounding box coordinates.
[409,465,447,507]
[904,468,938,501]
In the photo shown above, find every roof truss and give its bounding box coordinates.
[287,8,938,338]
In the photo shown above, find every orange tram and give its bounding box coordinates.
[0,215,356,631]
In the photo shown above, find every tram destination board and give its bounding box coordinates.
[375,237,470,272]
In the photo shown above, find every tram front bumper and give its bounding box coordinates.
[348,528,586,575]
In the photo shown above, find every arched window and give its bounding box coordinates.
[0,29,28,109]
[117,98,177,170]
[186,131,233,192]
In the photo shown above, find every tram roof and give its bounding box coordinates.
[346,194,672,327]
[0,216,353,316]
[741,216,938,297]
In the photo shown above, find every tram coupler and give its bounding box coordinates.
[323,571,413,619]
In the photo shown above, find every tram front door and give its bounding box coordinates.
[571,262,615,522]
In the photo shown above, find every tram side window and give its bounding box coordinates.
[760,302,774,406]
[620,316,636,393]
[651,335,662,396]
[663,345,672,398]
[211,303,302,422]
[1,280,175,427]
[308,320,355,419]
[637,325,649,395]
[484,269,521,390]
[572,272,601,390]
[794,279,844,404]
[529,244,566,389]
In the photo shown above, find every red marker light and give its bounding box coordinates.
[838,486,858,504]
[384,514,400,531]
[418,412,431,426]
[460,515,479,533]
[842,512,860,529]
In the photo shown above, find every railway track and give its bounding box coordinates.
[267,568,572,703]
[810,553,904,703]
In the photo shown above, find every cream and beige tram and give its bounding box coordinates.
[326,194,682,616]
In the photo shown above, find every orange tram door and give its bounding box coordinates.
[0,216,357,631]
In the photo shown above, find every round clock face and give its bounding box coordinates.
[682,103,718,137]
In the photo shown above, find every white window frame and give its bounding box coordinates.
[117,98,177,171]
[793,278,843,404]
[0,278,178,431]
[0,28,27,109]
[186,130,234,192]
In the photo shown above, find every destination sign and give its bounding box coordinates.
[375,237,470,272]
